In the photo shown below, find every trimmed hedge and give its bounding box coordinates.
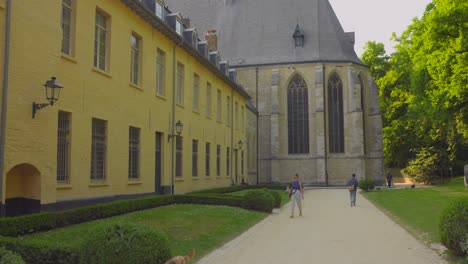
[188,184,287,195]
[0,194,256,237]
[266,190,282,208]
[243,189,275,213]
[81,223,171,264]
[359,179,375,192]
[0,246,26,264]
[439,198,468,256]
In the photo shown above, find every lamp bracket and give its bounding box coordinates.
[32,102,50,119]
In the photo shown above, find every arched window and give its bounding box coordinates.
[287,74,309,154]
[328,73,344,153]
[359,75,367,155]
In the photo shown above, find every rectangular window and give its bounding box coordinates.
[176,137,183,177]
[94,10,109,71]
[61,0,73,55]
[156,49,165,96]
[235,102,239,129]
[57,111,71,183]
[176,20,182,35]
[155,1,163,19]
[91,118,107,182]
[216,90,222,122]
[193,74,199,111]
[241,150,244,175]
[192,140,198,177]
[226,96,231,125]
[205,143,210,176]
[128,127,140,180]
[177,63,184,104]
[206,82,211,116]
[216,145,221,176]
[241,106,245,131]
[130,34,141,85]
[226,147,230,176]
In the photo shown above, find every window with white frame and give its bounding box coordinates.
[177,63,184,104]
[205,142,210,176]
[193,74,199,111]
[94,10,109,71]
[130,34,141,86]
[156,49,165,96]
[216,89,222,122]
[206,82,211,116]
[57,111,71,183]
[192,140,198,177]
[61,0,73,55]
[155,1,163,19]
[128,127,140,180]
[176,20,182,35]
[91,118,107,182]
[176,136,183,177]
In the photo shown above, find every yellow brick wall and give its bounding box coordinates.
[1,0,247,205]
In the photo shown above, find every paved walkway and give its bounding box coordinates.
[197,189,446,264]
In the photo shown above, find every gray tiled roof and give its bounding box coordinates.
[168,0,364,67]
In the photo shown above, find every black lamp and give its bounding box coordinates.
[33,77,63,118]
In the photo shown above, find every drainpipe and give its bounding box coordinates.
[170,38,184,195]
[323,64,329,186]
[255,67,259,185]
[0,0,11,214]
[230,89,234,184]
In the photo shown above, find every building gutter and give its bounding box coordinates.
[0,0,11,211]
[230,89,234,184]
[255,67,259,185]
[170,39,183,195]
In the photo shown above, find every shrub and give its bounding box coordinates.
[0,247,25,264]
[403,148,440,184]
[439,198,468,256]
[243,189,275,213]
[188,184,287,195]
[81,223,171,264]
[266,190,282,208]
[359,179,375,192]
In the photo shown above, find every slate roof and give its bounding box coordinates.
[167,0,364,67]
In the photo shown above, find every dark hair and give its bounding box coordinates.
[295,174,299,177]
[352,174,356,177]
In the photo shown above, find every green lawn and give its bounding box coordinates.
[228,189,290,207]
[22,204,267,262]
[363,177,467,244]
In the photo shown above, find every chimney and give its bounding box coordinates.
[181,16,190,27]
[205,30,218,52]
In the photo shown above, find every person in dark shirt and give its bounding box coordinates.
[386,172,393,188]
[346,174,359,207]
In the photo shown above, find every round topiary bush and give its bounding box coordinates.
[243,189,275,213]
[266,189,282,208]
[0,247,26,264]
[81,223,172,264]
[358,179,375,192]
[439,198,468,256]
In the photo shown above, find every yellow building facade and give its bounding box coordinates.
[0,0,251,216]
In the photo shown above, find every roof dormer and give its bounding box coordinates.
[220,61,229,75]
[184,28,198,48]
[197,41,209,58]
[209,51,220,68]
[166,13,183,36]
[154,0,165,19]
[228,69,237,82]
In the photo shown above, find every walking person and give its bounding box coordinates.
[289,174,304,218]
[386,172,393,188]
[346,174,359,207]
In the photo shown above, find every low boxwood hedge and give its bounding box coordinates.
[439,198,468,256]
[266,190,282,208]
[243,189,275,213]
[188,184,287,195]
[0,246,26,264]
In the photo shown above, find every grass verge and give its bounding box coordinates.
[19,204,267,262]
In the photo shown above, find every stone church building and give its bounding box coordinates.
[169,0,384,185]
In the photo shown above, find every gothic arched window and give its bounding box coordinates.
[287,74,309,154]
[328,73,344,153]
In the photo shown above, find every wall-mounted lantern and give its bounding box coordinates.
[293,23,304,48]
[237,140,243,149]
[32,77,63,118]
[168,120,184,141]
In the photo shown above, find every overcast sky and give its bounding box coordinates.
[328,0,432,57]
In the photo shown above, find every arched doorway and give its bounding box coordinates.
[5,163,41,217]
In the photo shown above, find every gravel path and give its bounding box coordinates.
[197,189,446,264]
